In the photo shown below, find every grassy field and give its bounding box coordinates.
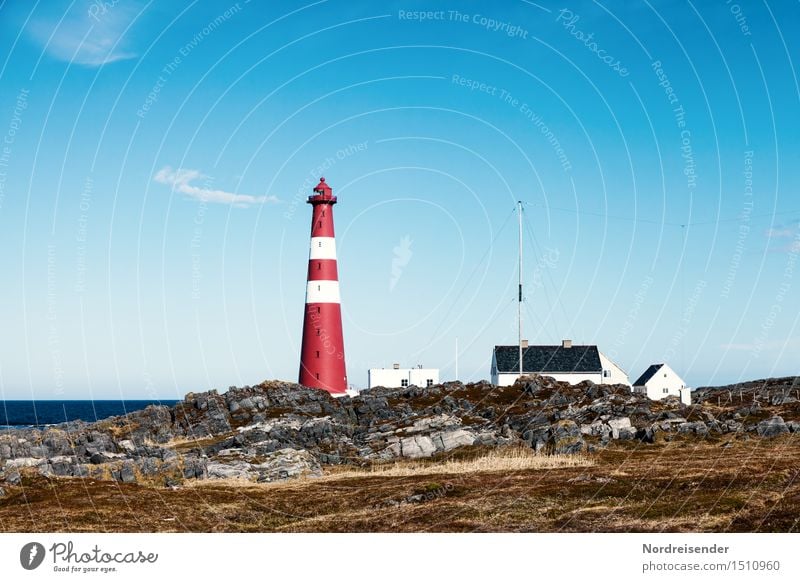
[1,436,798,532]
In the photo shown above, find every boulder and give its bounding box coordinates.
[757,417,789,438]
[398,435,437,459]
[206,461,252,480]
[607,417,632,439]
[678,422,709,436]
[253,448,322,482]
[550,420,584,454]
[48,456,76,477]
[432,429,476,452]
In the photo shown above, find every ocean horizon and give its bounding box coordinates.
[0,400,180,430]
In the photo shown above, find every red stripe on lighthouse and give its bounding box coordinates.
[298,177,348,395]
[307,259,339,281]
[310,204,335,237]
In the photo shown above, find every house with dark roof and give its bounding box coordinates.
[491,339,630,387]
[632,362,691,404]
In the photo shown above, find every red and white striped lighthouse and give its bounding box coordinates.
[298,177,348,395]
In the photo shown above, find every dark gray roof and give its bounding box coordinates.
[493,345,602,374]
[633,364,664,386]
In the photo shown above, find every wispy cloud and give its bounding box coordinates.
[26,0,142,66]
[154,166,278,207]
[765,219,800,253]
[765,227,797,239]
[721,337,800,352]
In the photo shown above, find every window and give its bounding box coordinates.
[426,379,434,387]
[401,379,409,387]
[603,370,611,378]
[663,388,669,393]
[317,221,322,229]
[315,351,320,358]
[318,241,322,247]
[317,263,321,270]
[316,373,320,379]
[316,329,320,336]
[317,306,320,313]
[317,284,321,291]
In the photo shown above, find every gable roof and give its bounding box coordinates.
[633,363,664,386]
[493,345,602,374]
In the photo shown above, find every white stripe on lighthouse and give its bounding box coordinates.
[309,237,337,260]
[306,280,341,303]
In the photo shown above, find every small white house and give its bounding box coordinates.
[599,352,631,386]
[491,340,631,387]
[632,363,691,405]
[368,364,439,389]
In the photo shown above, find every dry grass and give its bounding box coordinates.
[2,437,799,532]
[326,447,594,479]
[181,448,594,489]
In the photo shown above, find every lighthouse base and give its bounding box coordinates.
[299,302,348,394]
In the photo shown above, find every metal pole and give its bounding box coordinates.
[455,337,459,381]
[518,200,523,377]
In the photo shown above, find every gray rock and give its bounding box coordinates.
[206,461,253,480]
[771,394,798,406]
[117,440,136,454]
[182,456,207,479]
[607,417,632,439]
[757,416,789,438]
[253,448,322,482]
[137,457,160,476]
[398,435,437,458]
[550,420,584,454]
[5,457,47,469]
[89,451,125,465]
[119,461,137,483]
[581,421,612,439]
[4,470,21,485]
[432,429,476,452]
[678,422,709,435]
[48,456,75,477]
[522,427,550,452]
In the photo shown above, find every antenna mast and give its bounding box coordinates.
[518,200,523,376]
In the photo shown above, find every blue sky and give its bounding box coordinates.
[0,0,798,398]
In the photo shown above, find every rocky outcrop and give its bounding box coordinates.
[1,375,797,487]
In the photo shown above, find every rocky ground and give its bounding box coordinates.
[1,375,798,532]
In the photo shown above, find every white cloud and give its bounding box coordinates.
[154,166,278,207]
[26,0,142,66]
[765,227,796,239]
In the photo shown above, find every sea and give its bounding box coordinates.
[0,400,179,430]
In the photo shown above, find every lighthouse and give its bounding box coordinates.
[298,177,348,395]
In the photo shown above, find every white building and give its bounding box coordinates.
[491,340,631,387]
[632,363,691,405]
[368,364,440,389]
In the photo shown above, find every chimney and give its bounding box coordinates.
[393,363,400,370]
[562,339,572,348]
[520,339,529,348]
